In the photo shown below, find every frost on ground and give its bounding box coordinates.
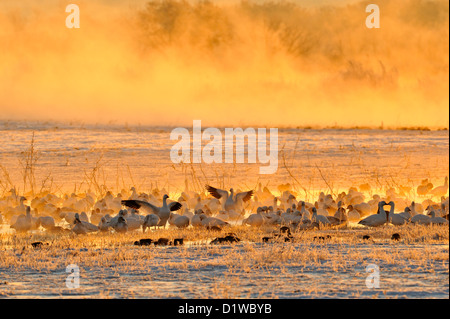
[0,225,448,299]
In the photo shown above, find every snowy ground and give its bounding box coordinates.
[0,225,448,299]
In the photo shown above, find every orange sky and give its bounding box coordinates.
[0,0,448,128]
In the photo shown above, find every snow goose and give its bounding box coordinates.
[242,207,266,227]
[353,201,375,217]
[113,216,128,233]
[124,216,143,231]
[299,201,310,221]
[205,185,253,213]
[429,177,448,198]
[314,201,329,217]
[417,179,433,196]
[427,209,449,225]
[347,205,361,222]
[191,210,204,227]
[168,213,190,228]
[386,201,408,226]
[142,214,160,232]
[74,213,98,232]
[411,213,431,225]
[311,207,331,226]
[398,207,412,221]
[72,215,87,235]
[98,217,111,232]
[121,194,182,227]
[37,215,56,230]
[328,207,348,226]
[200,214,229,227]
[358,201,389,227]
[10,206,33,232]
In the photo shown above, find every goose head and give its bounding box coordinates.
[387,201,395,213]
[74,213,81,224]
[427,209,436,218]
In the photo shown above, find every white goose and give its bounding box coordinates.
[121,194,182,227]
[113,216,128,233]
[242,207,266,227]
[37,215,56,230]
[200,214,229,227]
[358,201,389,227]
[311,207,331,226]
[168,213,190,228]
[347,205,361,222]
[411,213,431,225]
[191,210,204,227]
[10,206,33,233]
[428,209,449,225]
[429,177,448,198]
[142,214,160,232]
[205,185,253,213]
[72,215,87,235]
[386,201,408,226]
[74,213,98,232]
[98,217,111,232]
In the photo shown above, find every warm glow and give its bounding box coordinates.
[0,0,448,129]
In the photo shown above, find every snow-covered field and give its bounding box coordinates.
[0,121,448,299]
[0,225,448,299]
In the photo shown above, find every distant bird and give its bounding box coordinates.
[31,242,47,248]
[72,214,87,235]
[311,207,331,226]
[347,205,361,222]
[211,233,240,244]
[429,177,448,198]
[134,238,153,246]
[206,185,253,213]
[428,209,449,225]
[10,206,33,233]
[242,207,266,227]
[411,213,431,225]
[121,194,182,227]
[37,216,56,230]
[200,214,229,227]
[168,213,190,228]
[113,216,128,233]
[417,179,434,196]
[74,213,98,232]
[98,217,111,232]
[154,238,170,246]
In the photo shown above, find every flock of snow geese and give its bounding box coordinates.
[0,176,448,238]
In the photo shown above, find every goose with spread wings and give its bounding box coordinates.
[121,194,182,227]
[205,185,253,213]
